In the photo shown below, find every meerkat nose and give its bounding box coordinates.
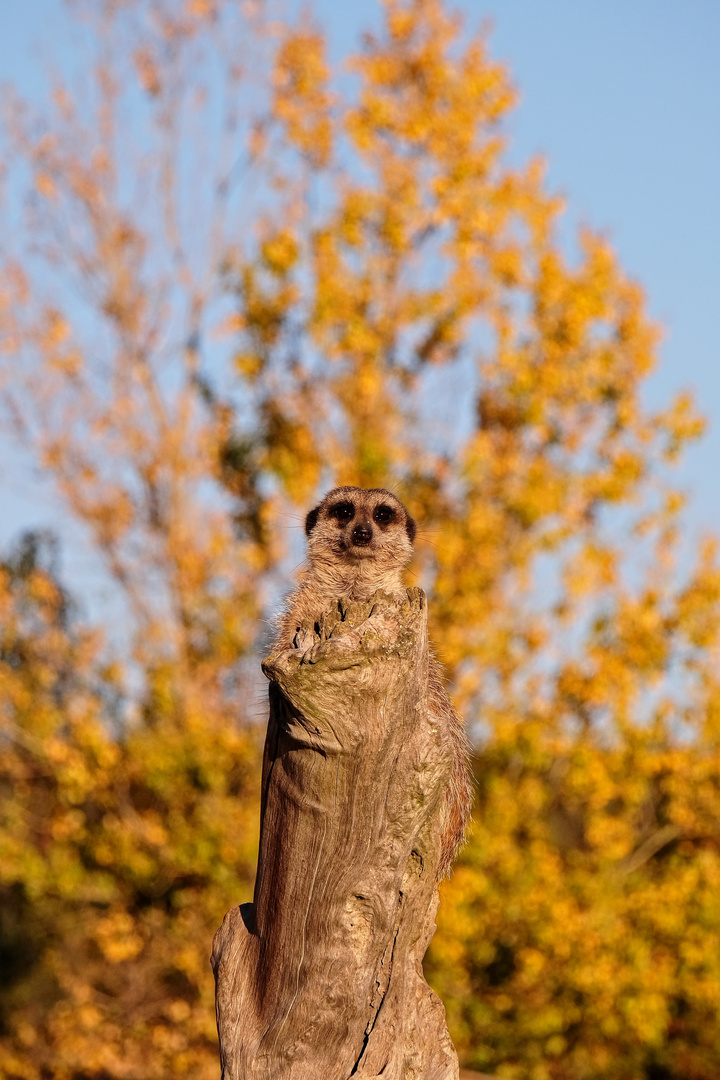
[351,523,373,546]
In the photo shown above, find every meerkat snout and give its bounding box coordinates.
[351,522,373,547]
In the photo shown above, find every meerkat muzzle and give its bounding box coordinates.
[351,523,373,546]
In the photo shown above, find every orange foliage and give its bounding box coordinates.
[0,1,718,1078]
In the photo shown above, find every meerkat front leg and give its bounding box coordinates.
[299,602,401,669]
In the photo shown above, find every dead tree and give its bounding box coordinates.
[212,588,459,1079]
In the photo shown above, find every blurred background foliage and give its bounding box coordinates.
[0,1,719,1078]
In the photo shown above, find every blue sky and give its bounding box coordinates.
[1,0,719,569]
[313,0,720,535]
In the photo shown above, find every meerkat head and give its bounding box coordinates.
[304,486,416,575]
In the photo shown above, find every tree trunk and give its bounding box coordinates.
[212,588,459,1079]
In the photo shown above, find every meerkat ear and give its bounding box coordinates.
[405,513,416,544]
[305,505,321,536]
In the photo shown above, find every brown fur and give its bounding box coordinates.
[276,486,473,878]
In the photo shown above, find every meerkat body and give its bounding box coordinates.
[276,486,473,878]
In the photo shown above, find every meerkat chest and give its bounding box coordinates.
[314,564,402,604]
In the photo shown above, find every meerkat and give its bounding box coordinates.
[275,485,473,878]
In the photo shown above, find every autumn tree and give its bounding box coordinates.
[1,1,719,1079]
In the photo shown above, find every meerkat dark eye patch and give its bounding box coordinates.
[373,504,396,527]
[327,500,355,524]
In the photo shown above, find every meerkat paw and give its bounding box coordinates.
[299,635,358,667]
[292,626,316,653]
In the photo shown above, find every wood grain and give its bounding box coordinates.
[212,588,459,1079]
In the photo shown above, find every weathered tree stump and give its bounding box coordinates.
[212,588,459,1079]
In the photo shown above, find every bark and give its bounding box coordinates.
[212,588,459,1080]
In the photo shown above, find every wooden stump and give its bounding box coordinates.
[212,588,459,1079]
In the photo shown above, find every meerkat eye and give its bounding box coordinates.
[373,504,396,527]
[327,500,355,524]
